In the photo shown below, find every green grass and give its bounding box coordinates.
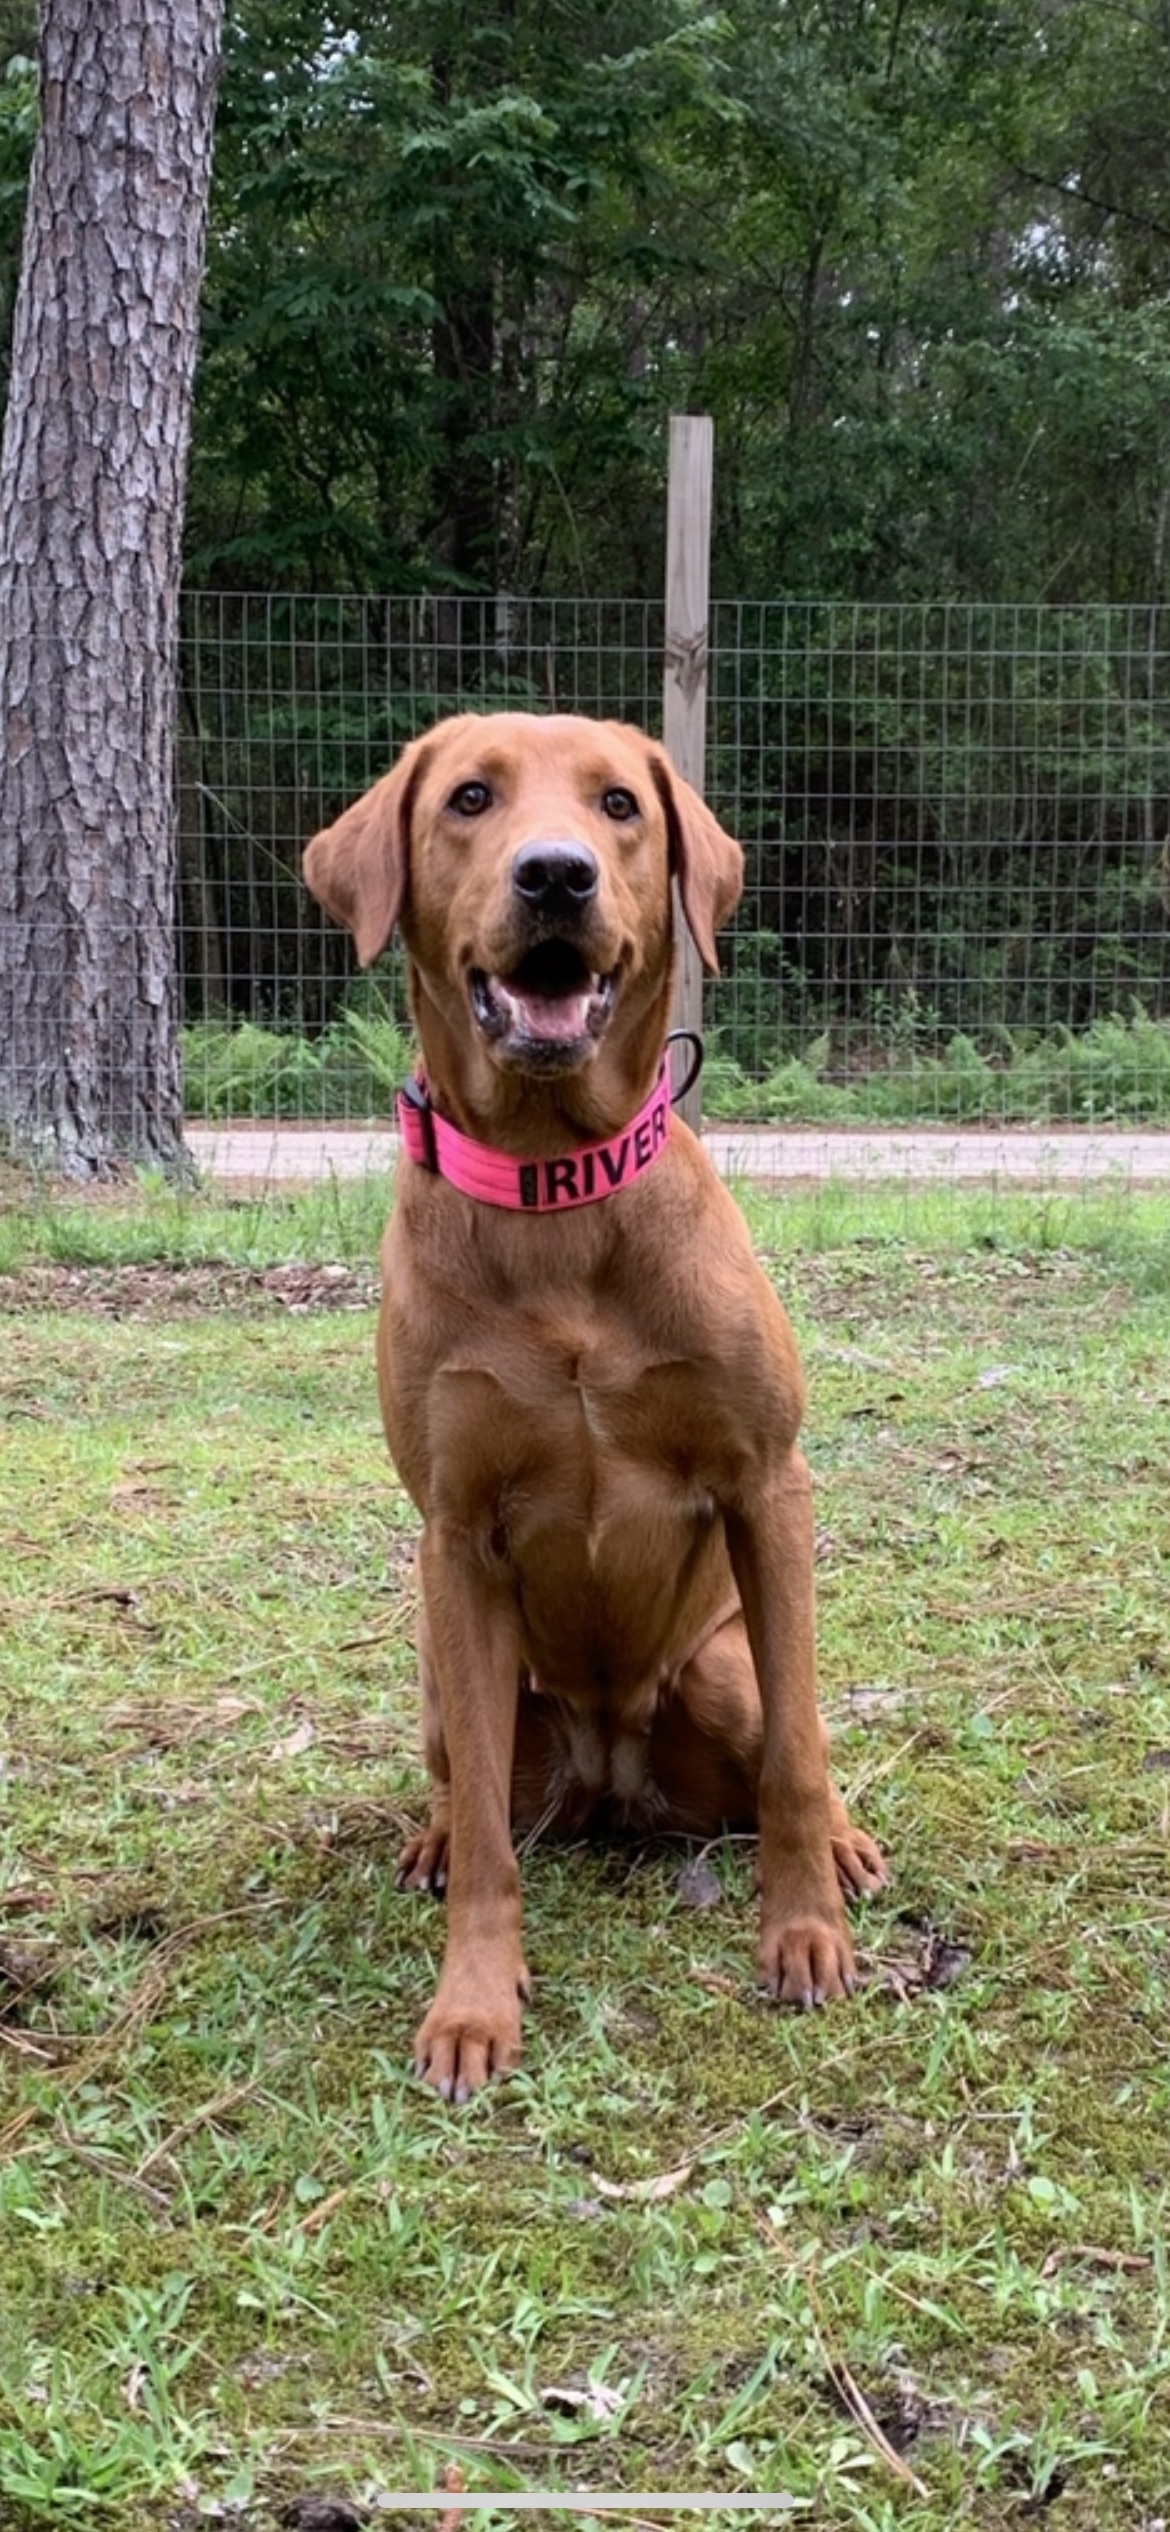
[2,1181,1170,2526]
[3,1160,1170,1293]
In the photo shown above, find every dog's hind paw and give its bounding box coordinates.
[832,1822,889,1900]
[397,1821,451,1894]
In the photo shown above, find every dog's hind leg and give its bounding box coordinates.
[658,1612,887,1897]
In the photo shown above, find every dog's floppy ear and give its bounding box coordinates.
[647,744,744,975]
[303,733,433,967]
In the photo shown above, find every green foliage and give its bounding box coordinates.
[182,999,414,1121]
[173,0,1170,603]
[180,1006,1170,1127]
[5,3,1169,1094]
[189,0,721,589]
[0,44,35,391]
[708,1006,1170,1124]
[3,0,1170,600]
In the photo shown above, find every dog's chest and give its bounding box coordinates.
[429,1303,728,1546]
[441,1322,728,1701]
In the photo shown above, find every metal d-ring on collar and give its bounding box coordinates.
[665,1028,704,1106]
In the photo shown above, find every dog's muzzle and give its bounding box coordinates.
[469,837,619,1068]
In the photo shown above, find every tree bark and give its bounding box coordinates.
[0,0,223,1176]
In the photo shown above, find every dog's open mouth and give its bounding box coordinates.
[470,942,617,1061]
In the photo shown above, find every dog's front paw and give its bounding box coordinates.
[412,1964,531,2102]
[758,1913,857,2010]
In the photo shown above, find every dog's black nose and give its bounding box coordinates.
[512,840,600,914]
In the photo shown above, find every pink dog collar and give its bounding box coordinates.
[398,1063,674,1212]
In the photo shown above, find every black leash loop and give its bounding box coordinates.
[665,1028,704,1106]
[399,1072,438,1170]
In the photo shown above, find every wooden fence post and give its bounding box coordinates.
[663,414,714,1131]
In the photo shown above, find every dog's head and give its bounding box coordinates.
[304,711,743,1082]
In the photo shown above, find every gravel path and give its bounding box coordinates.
[186,1120,1170,1188]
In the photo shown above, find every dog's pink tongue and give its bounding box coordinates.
[508,987,592,1041]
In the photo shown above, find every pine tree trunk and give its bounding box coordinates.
[0,0,223,1176]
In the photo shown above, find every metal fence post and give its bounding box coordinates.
[664,415,714,1130]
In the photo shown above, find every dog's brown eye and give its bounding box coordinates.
[602,786,639,822]
[449,780,492,816]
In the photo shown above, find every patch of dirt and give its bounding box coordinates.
[278,2499,368,2532]
[0,1261,378,1317]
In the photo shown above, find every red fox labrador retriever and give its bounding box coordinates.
[305,712,886,2099]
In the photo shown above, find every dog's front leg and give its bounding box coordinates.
[726,1451,857,2008]
[410,1521,530,2100]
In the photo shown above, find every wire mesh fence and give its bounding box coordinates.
[177,594,1170,1131]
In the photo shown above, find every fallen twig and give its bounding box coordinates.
[135,2077,260,2180]
[54,2123,172,2212]
[0,1898,286,2158]
[804,2274,928,2500]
